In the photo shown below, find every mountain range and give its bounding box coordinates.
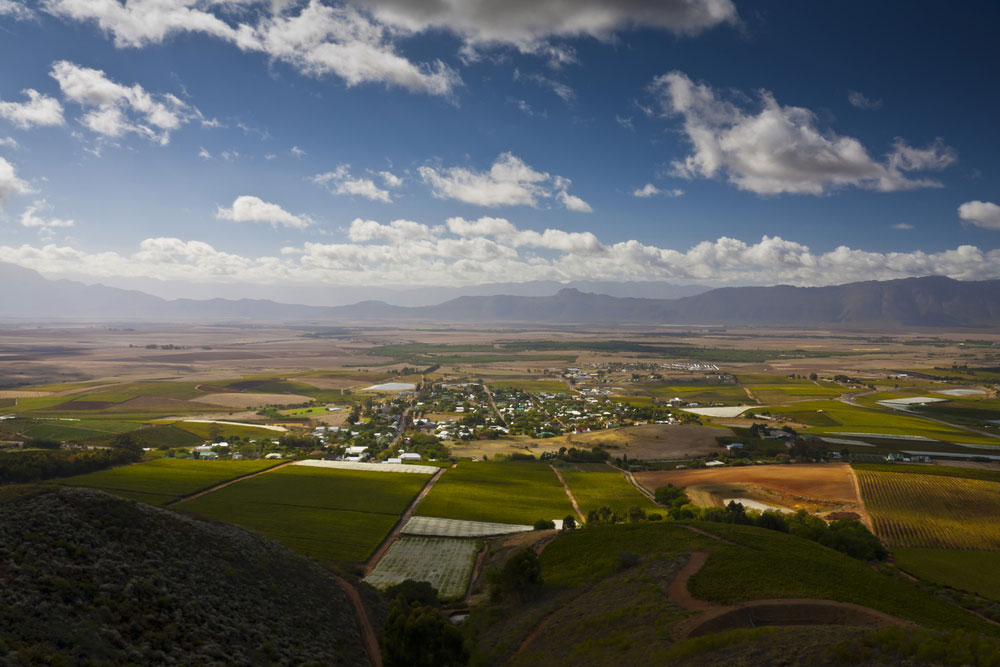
[4,262,1000,327]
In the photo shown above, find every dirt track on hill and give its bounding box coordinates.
[332,574,382,667]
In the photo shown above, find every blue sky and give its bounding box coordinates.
[1,0,999,298]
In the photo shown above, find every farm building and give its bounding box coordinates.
[705,460,725,467]
[399,452,422,461]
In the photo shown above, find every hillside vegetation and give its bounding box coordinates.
[0,486,372,665]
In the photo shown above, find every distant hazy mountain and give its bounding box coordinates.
[54,274,711,306]
[4,262,1000,327]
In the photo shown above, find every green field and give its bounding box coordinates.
[182,465,430,562]
[561,466,657,518]
[487,379,569,393]
[745,384,842,403]
[22,419,142,442]
[56,459,278,505]
[417,461,574,525]
[170,421,286,440]
[895,548,1000,602]
[773,400,997,444]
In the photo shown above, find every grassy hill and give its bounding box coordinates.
[0,485,372,665]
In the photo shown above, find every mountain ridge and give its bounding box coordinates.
[4,261,1000,327]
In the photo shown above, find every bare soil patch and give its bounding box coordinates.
[636,464,864,515]
[190,393,313,408]
[0,390,53,398]
[544,424,732,460]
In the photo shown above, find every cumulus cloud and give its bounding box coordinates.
[891,222,913,230]
[848,91,882,110]
[0,0,34,20]
[50,61,199,145]
[0,137,20,149]
[313,165,396,202]
[290,145,306,157]
[958,200,1000,230]
[358,0,737,61]
[633,183,684,198]
[43,0,461,97]
[651,71,956,195]
[419,152,591,211]
[0,90,65,129]
[19,200,74,240]
[0,157,32,206]
[216,195,311,229]
[4,220,1000,289]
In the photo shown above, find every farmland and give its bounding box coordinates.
[364,536,479,598]
[56,458,279,505]
[416,461,574,525]
[895,548,1000,602]
[855,466,1000,550]
[560,464,657,516]
[181,465,430,562]
[634,464,863,515]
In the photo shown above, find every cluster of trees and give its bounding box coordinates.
[586,505,662,525]
[404,433,450,460]
[0,436,141,484]
[697,501,886,561]
[533,516,576,531]
[654,484,698,520]
[540,446,610,463]
[381,581,467,667]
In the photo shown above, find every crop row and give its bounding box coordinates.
[856,469,1000,550]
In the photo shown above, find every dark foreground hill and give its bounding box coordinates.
[0,486,371,666]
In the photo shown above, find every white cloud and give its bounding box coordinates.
[216,195,311,229]
[848,90,882,110]
[0,157,32,206]
[0,137,20,150]
[616,114,633,130]
[50,61,198,145]
[419,152,591,211]
[556,189,592,213]
[198,147,211,159]
[0,90,65,129]
[958,200,1000,230]
[290,145,306,157]
[652,71,956,195]
[634,184,684,198]
[43,0,461,97]
[358,0,737,60]
[0,0,34,20]
[19,200,74,240]
[314,165,393,202]
[891,222,913,230]
[348,218,436,243]
[5,220,1000,289]
[378,170,403,188]
[514,69,574,103]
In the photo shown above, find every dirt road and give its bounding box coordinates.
[549,464,586,525]
[166,460,293,506]
[331,573,382,667]
[365,466,447,574]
